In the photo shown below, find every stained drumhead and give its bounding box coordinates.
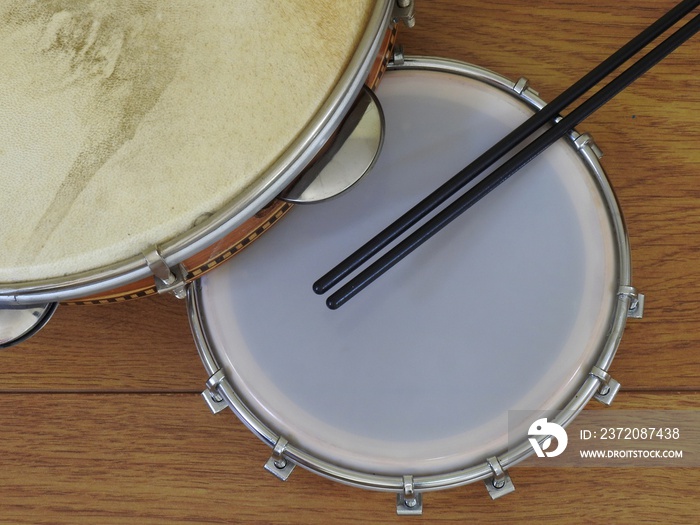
[0,0,378,284]
[195,66,619,477]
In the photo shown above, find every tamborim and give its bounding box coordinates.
[189,57,642,513]
[0,0,404,308]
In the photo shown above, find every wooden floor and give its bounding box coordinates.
[2,1,699,523]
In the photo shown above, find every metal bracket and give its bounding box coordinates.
[618,286,645,319]
[574,133,604,159]
[392,0,415,28]
[513,77,531,96]
[264,437,296,481]
[396,475,422,515]
[201,369,228,414]
[484,456,515,499]
[390,44,405,67]
[143,248,187,299]
[590,366,621,406]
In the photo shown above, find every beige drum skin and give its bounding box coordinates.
[0,0,399,305]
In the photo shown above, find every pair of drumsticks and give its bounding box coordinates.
[314,0,700,309]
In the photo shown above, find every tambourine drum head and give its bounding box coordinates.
[196,67,619,476]
[0,1,377,284]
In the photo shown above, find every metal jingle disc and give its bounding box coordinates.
[281,86,385,203]
[0,303,58,349]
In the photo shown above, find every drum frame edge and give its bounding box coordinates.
[0,0,396,306]
[187,56,640,499]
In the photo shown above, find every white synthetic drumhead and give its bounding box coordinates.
[198,69,618,476]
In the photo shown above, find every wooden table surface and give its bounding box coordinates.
[2,1,699,523]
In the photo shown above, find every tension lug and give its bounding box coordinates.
[264,437,296,481]
[590,366,621,406]
[201,369,228,414]
[143,248,187,299]
[393,0,415,28]
[619,286,645,319]
[484,456,515,499]
[574,133,604,159]
[396,475,423,515]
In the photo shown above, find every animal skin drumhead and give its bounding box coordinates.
[0,0,376,282]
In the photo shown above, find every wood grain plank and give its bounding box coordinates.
[0,392,697,524]
[0,295,205,392]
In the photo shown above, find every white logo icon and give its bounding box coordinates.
[528,418,568,458]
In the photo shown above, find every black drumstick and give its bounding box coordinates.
[324,11,700,310]
[314,0,699,298]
